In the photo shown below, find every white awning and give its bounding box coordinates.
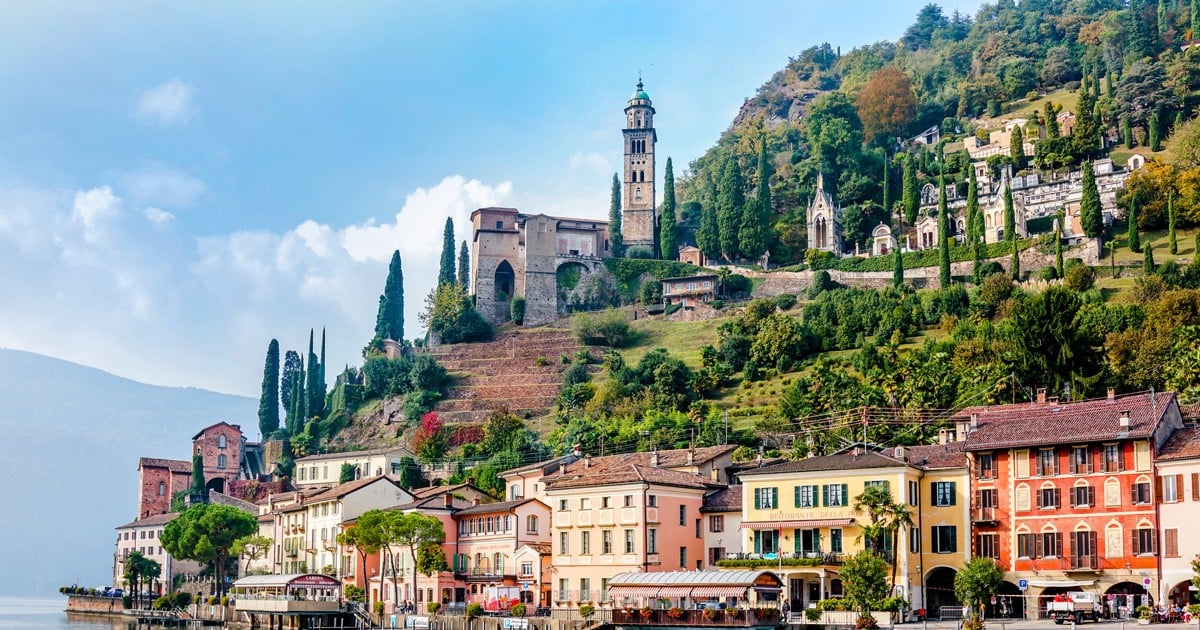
[1028,579,1097,588]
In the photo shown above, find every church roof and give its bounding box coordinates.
[630,79,650,102]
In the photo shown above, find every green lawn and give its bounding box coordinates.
[619,315,730,368]
[1102,226,1198,265]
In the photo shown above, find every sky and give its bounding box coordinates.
[0,0,985,413]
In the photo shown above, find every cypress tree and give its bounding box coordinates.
[457,241,470,287]
[696,177,720,262]
[1168,189,1178,254]
[938,174,952,288]
[1010,125,1026,170]
[1055,224,1065,278]
[902,152,919,224]
[1149,112,1161,151]
[1175,110,1185,135]
[1144,240,1156,273]
[1159,0,1168,40]
[660,157,677,259]
[717,157,745,260]
[973,240,984,285]
[1092,64,1101,98]
[1045,102,1060,140]
[319,328,327,411]
[1128,200,1142,253]
[438,217,455,286]
[882,150,889,216]
[1105,70,1114,98]
[966,167,980,244]
[258,339,280,438]
[1080,162,1103,237]
[1003,180,1016,242]
[306,329,322,421]
[189,453,206,500]
[893,246,904,288]
[1011,236,1021,281]
[1193,0,1200,42]
[374,251,405,342]
[608,173,624,257]
[1075,88,1100,157]
[1123,117,1134,148]
[281,350,301,420]
[740,140,770,261]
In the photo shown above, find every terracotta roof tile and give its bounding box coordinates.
[116,512,178,530]
[883,443,968,470]
[545,462,711,490]
[739,450,906,476]
[138,457,192,473]
[957,392,1176,451]
[295,445,414,463]
[455,498,542,517]
[701,486,741,513]
[1157,427,1200,461]
[303,476,402,504]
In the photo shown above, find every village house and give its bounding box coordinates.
[113,512,201,595]
[136,457,192,519]
[192,421,246,496]
[1153,426,1200,608]
[700,485,742,569]
[379,492,474,610]
[958,390,1185,620]
[661,274,718,308]
[451,498,552,608]
[292,446,417,488]
[678,245,705,267]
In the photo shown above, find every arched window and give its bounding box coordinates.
[217,434,227,449]
[158,481,165,496]
[217,454,227,470]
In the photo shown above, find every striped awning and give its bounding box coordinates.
[691,585,748,598]
[657,586,694,598]
[608,586,661,598]
[741,518,854,530]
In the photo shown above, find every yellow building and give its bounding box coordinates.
[730,444,968,615]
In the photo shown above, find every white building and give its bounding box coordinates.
[1154,426,1200,608]
[113,512,202,594]
[293,446,417,488]
[701,485,742,568]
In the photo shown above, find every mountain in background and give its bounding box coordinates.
[0,349,256,596]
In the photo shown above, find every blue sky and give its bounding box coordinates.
[0,0,982,409]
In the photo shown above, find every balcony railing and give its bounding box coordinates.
[716,552,848,567]
[1064,555,1100,571]
[972,507,999,523]
[610,608,780,627]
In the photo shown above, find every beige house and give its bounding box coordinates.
[452,498,552,607]
[113,512,201,594]
[701,485,742,568]
[662,274,717,307]
[301,476,414,577]
[293,447,416,488]
[1155,426,1200,608]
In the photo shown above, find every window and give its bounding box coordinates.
[496,221,503,230]
[581,531,591,555]
[601,497,611,508]
[933,481,957,506]
[648,529,658,554]
[1038,486,1061,509]
[1132,528,1156,555]
[754,487,778,509]
[602,530,613,554]
[908,480,919,506]
[825,484,848,507]
[623,495,633,507]
[708,547,726,565]
[795,485,818,508]
[509,484,521,500]
[217,454,227,470]
[1017,533,1037,558]
[709,515,724,533]
[526,515,538,533]
[679,505,687,525]
[977,533,999,559]
[978,488,997,508]
[580,498,591,510]
[1037,449,1058,476]
[217,434,227,449]
[695,519,701,539]
[624,529,635,554]
[909,528,921,553]
[1071,447,1092,474]
[1132,481,1152,504]
[647,495,657,507]
[580,578,591,602]
[1042,531,1063,557]
[559,499,569,511]
[1162,475,1180,503]
[830,528,842,553]
[558,578,568,602]
[932,526,957,553]
[559,531,569,555]
[1103,444,1123,472]
[300,467,306,481]
[754,530,779,555]
[520,561,533,577]
[158,481,165,496]
[679,547,688,568]
[1165,528,1179,558]
[1070,530,1097,568]
[1070,485,1095,507]
[976,453,996,479]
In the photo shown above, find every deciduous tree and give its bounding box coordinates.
[954,558,1005,622]
[231,534,272,576]
[857,67,918,145]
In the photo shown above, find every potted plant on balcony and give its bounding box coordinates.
[725,608,741,620]
[667,607,685,619]
[580,603,596,620]
[703,608,719,622]
[639,607,653,620]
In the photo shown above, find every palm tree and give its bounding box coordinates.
[883,502,914,589]
[853,484,913,590]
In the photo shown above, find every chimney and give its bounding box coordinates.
[1108,388,1116,401]
[970,414,979,431]
[443,493,453,508]
[687,449,695,465]
[572,444,583,459]
[584,456,591,469]
[1119,411,1131,430]
[1036,388,1047,404]
[559,462,567,475]
[650,451,660,467]
[938,429,950,446]
[472,498,481,506]
[852,446,863,457]
[1048,396,1059,405]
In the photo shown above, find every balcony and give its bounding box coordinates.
[611,608,781,627]
[715,552,847,568]
[455,567,515,582]
[1063,555,1100,572]
[972,507,999,523]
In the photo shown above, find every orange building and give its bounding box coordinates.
[959,391,1185,620]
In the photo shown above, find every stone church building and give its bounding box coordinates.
[470,81,658,327]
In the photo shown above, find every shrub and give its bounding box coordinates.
[153,596,172,610]
[173,592,192,608]
[208,596,218,605]
[511,603,526,617]
[534,356,548,367]
[1026,90,1041,100]
[375,601,385,616]
[573,309,631,346]
[1063,264,1095,292]
[122,595,133,609]
[1038,265,1058,281]
[1137,606,1153,619]
[344,585,365,603]
[806,608,823,621]
[581,604,597,619]
[711,299,725,309]
[220,596,229,606]
[510,297,526,325]
[640,279,663,304]
[855,614,880,629]
[666,607,684,619]
[428,602,442,614]
[773,293,798,310]
[722,273,752,296]
[809,270,835,298]
[627,245,655,259]
[806,248,837,270]
[466,603,483,619]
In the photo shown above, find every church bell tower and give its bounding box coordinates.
[622,79,657,248]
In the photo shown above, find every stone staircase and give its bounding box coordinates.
[417,329,598,424]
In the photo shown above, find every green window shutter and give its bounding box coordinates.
[794,486,801,508]
[795,532,802,553]
[754,531,762,554]
[772,487,778,508]
[882,480,891,494]
[841,484,849,506]
[822,485,829,507]
[949,481,957,506]
[754,490,761,510]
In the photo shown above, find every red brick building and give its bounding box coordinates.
[137,457,192,519]
[959,391,1185,620]
[192,421,244,495]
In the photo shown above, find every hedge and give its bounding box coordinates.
[715,557,825,568]
[828,238,1036,273]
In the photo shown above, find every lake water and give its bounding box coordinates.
[0,596,154,630]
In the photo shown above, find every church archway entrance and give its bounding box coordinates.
[925,567,960,619]
[205,478,225,495]
[494,260,515,301]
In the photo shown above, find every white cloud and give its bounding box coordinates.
[121,164,207,207]
[133,79,197,127]
[143,206,175,226]
[71,186,121,243]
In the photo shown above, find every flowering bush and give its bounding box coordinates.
[754,608,779,620]
[639,607,653,618]
[725,608,741,618]
[667,607,685,619]
[855,614,880,630]
[703,609,719,621]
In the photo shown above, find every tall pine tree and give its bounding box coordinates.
[438,218,456,286]
[374,251,405,342]
[717,157,745,261]
[660,158,677,259]
[258,339,280,438]
[938,174,952,288]
[281,350,301,422]
[1149,111,1161,151]
[1128,200,1142,252]
[1168,189,1178,254]
[608,174,624,257]
[740,138,771,261]
[1080,162,1103,237]
[902,151,919,224]
[457,241,470,287]
[1003,179,1016,242]
[696,177,720,262]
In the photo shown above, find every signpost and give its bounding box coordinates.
[1018,580,1028,591]
[1018,580,1029,622]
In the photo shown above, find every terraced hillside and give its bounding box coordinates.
[416,328,597,424]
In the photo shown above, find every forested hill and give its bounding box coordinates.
[678,0,1199,263]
